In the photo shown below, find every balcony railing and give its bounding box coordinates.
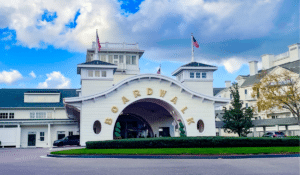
[92,42,140,50]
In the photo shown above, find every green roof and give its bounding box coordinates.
[0,89,78,108]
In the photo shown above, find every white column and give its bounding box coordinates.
[16,124,21,148]
[285,125,289,136]
[218,128,222,136]
[253,127,257,137]
[48,124,51,148]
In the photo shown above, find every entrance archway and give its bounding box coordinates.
[113,98,185,139]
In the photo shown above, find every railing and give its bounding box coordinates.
[274,51,289,60]
[92,42,139,50]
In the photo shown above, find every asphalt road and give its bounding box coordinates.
[0,147,299,175]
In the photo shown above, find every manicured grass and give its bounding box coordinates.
[51,147,300,155]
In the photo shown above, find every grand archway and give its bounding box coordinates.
[113,98,185,139]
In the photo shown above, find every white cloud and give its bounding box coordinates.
[0,0,282,52]
[29,71,36,78]
[37,71,71,88]
[0,70,23,84]
[221,57,248,73]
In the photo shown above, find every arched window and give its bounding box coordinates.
[93,120,101,134]
[197,120,204,133]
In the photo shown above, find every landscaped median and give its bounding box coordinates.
[50,147,300,155]
[50,137,300,156]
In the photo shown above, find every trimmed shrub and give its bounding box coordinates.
[86,136,300,149]
[179,122,186,137]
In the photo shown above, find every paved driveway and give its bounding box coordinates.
[0,148,299,175]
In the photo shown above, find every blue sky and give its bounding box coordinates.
[0,0,299,89]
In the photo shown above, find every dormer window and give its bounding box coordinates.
[132,56,137,65]
[102,71,107,77]
[95,71,100,77]
[108,55,113,63]
[88,70,93,77]
[202,72,207,78]
[101,55,106,62]
[196,72,200,78]
[119,55,124,63]
[190,72,194,78]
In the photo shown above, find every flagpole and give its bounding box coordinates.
[191,33,194,62]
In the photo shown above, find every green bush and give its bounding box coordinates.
[86,136,300,149]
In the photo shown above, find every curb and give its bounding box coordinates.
[47,153,300,159]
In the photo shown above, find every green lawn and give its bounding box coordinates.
[51,147,300,155]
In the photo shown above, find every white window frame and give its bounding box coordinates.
[40,132,45,141]
[132,56,137,65]
[101,71,107,77]
[196,72,200,78]
[190,72,195,78]
[30,112,52,119]
[95,70,100,77]
[88,70,93,77]
[202,72,207,78]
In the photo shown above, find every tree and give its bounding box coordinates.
[179,121,186,137]
[252,69,300,125]
[114,122,121,139]
[223,83,254,137]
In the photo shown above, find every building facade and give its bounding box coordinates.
[0,89,79,148]
[0,41,231,148]
[64,42,229,146]
[215,43,300,137]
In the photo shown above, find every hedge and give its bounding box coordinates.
[86,136,300,149]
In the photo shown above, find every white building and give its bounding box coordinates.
[0,89,79,148]
[0,41,229,148]
[215,43,300,137]
[64,42,229,146]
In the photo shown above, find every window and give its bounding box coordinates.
[132,56,137,65]
[119,55,124,63]
[108,55,113,63]
[202,72,207,78]
[40,132,44,141]
[102,71,107,77]
[95,70,100,77]
[126,55,131,64]
[69,131,73,136]
[36,112,46,119]
[101,55,106,62]
[114,55,118,60]
[47,112,52,119]
[9,113,14,119]
[197,120,204,133]
[190,72,194,78]
[230,94,232,99]
[196,72,200,78]
[93,120,101,134]
[30,112,51,119]
[246,103,248,108]
[245,89,247,94]
[0,113,8,119]
[88,70,93,77]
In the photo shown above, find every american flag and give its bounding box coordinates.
[96,30,101,51]
[193,36,199,48]
[157,65,161,74]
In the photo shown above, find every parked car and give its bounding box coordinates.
[262,131,286,138]
[53,135,80,147]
